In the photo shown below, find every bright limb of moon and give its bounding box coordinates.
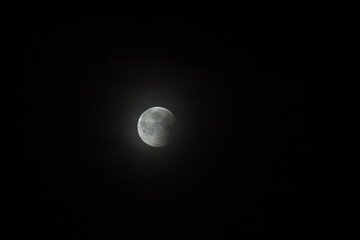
[137,107,175,147]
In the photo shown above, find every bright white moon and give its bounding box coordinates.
[137,107,175,147]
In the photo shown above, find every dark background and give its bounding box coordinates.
[29,21,304,238]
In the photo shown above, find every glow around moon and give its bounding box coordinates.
[137,107,175,147]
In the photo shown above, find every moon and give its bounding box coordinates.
[137,107,176,147]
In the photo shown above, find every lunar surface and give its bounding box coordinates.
[137,107,175,147]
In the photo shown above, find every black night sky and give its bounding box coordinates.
[29,21,304,238]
